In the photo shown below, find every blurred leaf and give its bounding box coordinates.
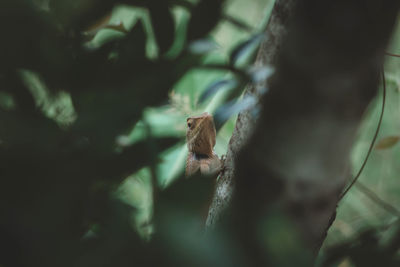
[230,33,265,65]
[222,14,253,32]
[19,70,77,126]
[247,65,274,84]
[375,136,400,150]
[199,79,237,103]
[71,66,176,153]
[117,168,154,239]
[187,0,224,41]
[115,19,148,63]
[0,91,15,111]
[83,21,129,42]
[164,5,191,59]
[0,0,280,266]
[100,21,129,34]
[214,95,257,129]
[149,3,175,55]
[188,39,219,55]
[157,143,187,188]
[84,13,112,32]
[98,137,180,182]
[3,71,36,113]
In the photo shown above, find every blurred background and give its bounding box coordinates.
[1,0,400,266]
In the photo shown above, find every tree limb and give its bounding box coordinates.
[206,0,297,227]
[233,0,400,256]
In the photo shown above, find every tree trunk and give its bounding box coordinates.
[208,0,400,258]
[206,0,297,227]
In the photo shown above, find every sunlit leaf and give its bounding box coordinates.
[157,144,187,188]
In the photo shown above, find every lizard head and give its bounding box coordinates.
[186,112,216,156]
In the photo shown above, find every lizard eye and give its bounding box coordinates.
[187,122,192,128]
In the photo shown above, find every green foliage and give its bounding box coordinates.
[0,0,276,266]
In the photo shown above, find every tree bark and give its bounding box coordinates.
[208,0,400,258]
[206,0,297,227]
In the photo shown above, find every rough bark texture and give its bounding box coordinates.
[206,0,297,227]
[208,0,400,258]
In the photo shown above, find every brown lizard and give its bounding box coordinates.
[185,112,222,177]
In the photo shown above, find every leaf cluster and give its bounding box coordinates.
[0,0,272,266]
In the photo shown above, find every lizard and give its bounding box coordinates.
[185,112,223,177]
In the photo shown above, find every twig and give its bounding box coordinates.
[355,181,400,217]
[385,52,400,58]
[222,14,254,32]
[339,70,386,200]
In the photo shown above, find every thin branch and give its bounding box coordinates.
[340,54,400,215]
[222,14,254,32]
[339,70,386,200]
[385,52,400,58]
[355,181,400,217]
